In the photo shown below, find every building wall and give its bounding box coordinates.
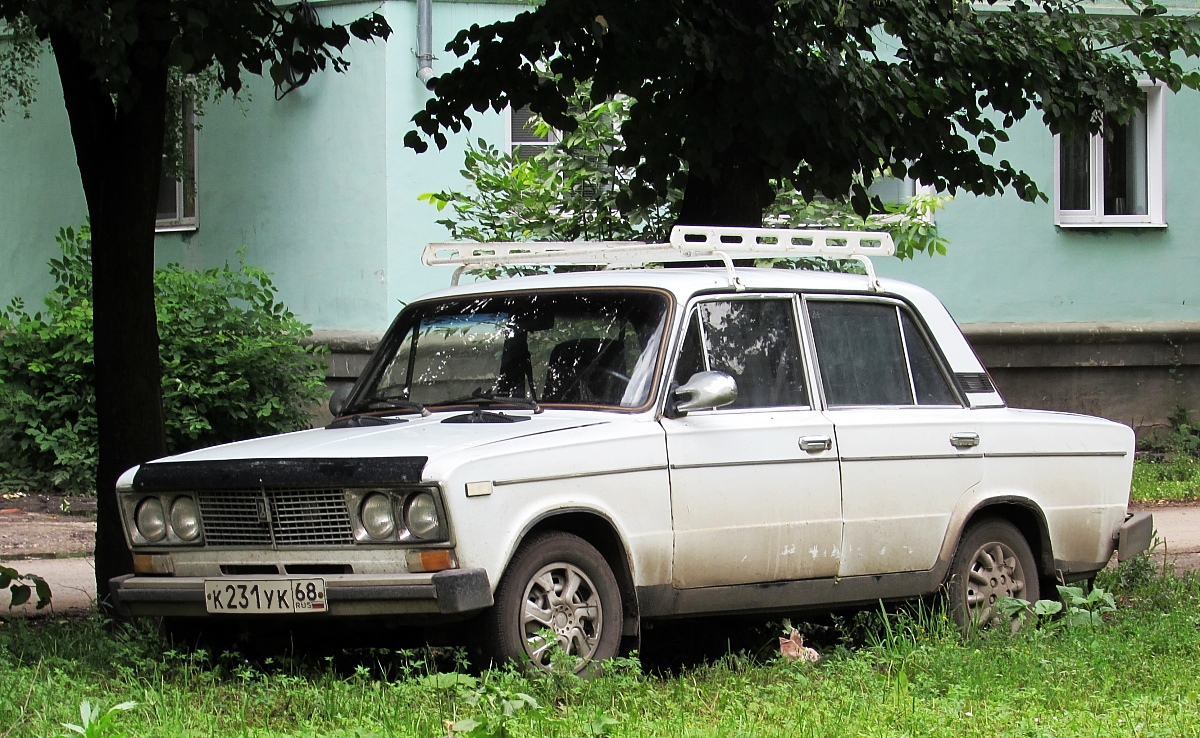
[871,85,1200,434]
[0,50,87,311]
[4,2,1200,435]
[0,0,523,329]
[876,86,1200,326]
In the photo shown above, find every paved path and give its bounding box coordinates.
[4,505,1200,616]
[2,556,96,615]
[1132,503,1200,570]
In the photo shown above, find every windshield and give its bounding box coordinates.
[351,289,671,412]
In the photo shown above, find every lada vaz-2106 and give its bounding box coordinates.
[110,227,1152,672]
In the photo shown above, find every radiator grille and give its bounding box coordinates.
[197,489,353,547]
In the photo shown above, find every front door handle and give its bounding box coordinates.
[799,436,833,453]
[950,432,980,449]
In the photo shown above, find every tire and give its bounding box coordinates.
[481,531,622,674]
[946,519,1040,632]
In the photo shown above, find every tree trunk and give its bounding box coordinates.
[676,161,772,227]
[51,32,170,608]
[675,0,776,229]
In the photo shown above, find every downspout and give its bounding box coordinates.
[416,0,435,88]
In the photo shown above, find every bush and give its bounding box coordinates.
[0,225,328,494]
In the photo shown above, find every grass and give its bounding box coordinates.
[1131,457,1200,503]
[3,555,1199,737]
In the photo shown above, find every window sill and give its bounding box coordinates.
[1055,220,1167,230]
[155,223,198,234]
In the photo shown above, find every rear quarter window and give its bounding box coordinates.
[808,299,958,407]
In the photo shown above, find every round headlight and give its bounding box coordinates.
[135,497,167,542]
[360,493,396,539]
[405,492,441,539]
[170,496,201,542]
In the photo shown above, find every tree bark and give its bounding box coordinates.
[676,161,772,227]
[51,31,170,608]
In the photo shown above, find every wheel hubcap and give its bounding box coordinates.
[964,541,1027,628]
[520,563,603,668]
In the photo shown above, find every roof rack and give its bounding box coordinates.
[423,226,895,291]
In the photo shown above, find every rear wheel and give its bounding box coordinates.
[481,531,622,674]
[947,519,1040,632]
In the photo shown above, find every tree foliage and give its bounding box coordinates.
[421,89,949,259]
[0,226,329,495]
[407,0,1200,225]
[0,0,390,600]
[2,0,389,108]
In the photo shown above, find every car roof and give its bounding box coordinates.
[417,266,921,303]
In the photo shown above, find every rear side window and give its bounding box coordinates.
[808,300,957,407]
[676,298,809,409]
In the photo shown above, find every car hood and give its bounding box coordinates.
[123,409,615,490]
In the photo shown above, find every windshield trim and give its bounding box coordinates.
[342,286,677,416]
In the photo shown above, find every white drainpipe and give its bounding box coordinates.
[416,0,435,88]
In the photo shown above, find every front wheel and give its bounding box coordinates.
[946,519,1040,632]
[481,531,622,674]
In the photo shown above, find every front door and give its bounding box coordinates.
[663,295,843,588]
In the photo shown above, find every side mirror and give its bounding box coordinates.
[328,383,354,417]
[670,371,737,416]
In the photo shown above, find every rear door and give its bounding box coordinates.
[663,294,842,588]
[804,296,982,578]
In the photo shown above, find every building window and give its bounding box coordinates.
[868,175,919,205]
[156,97,198,231]
[505,105,560,160]
[1054,84,1165,227]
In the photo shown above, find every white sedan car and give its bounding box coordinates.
[110,227,1151,671]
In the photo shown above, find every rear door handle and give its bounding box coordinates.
[799,436,833,453]
[950,432,980,449]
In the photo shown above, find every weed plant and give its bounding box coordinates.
[2,553,1198,737]
[1131,457,1200,503]
[0,225,328,494]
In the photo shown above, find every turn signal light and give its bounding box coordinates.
[406,549,456,573]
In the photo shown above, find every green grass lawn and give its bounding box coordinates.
[1131,458,1200,503]
[3,556,1198,738]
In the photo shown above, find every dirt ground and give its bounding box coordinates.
[0,493,96,558]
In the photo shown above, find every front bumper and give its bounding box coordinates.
[109,568,492,618]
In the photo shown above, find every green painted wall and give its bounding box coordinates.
[0,51,88,311]
[4,0,1200,332]
[878,86,1200,325]
[0,0,522,330]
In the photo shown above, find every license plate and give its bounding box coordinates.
[204,578,327,614]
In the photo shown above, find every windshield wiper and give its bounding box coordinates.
[326,414,410,429]
[362,396,431,417]
[430,391,543,414]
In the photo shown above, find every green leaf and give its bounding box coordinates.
[1032,599,1063,617]
[8,583,31,608]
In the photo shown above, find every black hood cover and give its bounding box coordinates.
[132,457,428,491]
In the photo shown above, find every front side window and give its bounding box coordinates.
[808,300,957,407]
[1055,84,1165,227]
[354,290,669,411]
[674,297,808,409]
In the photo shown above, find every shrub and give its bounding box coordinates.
[0,225,328,494]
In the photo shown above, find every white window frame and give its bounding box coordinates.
[1053,82,1166,228]
[867,175,935,205]
[156,99,199,233]
[504,104,561,159]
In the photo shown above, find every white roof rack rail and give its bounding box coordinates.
[424,226,895,291]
